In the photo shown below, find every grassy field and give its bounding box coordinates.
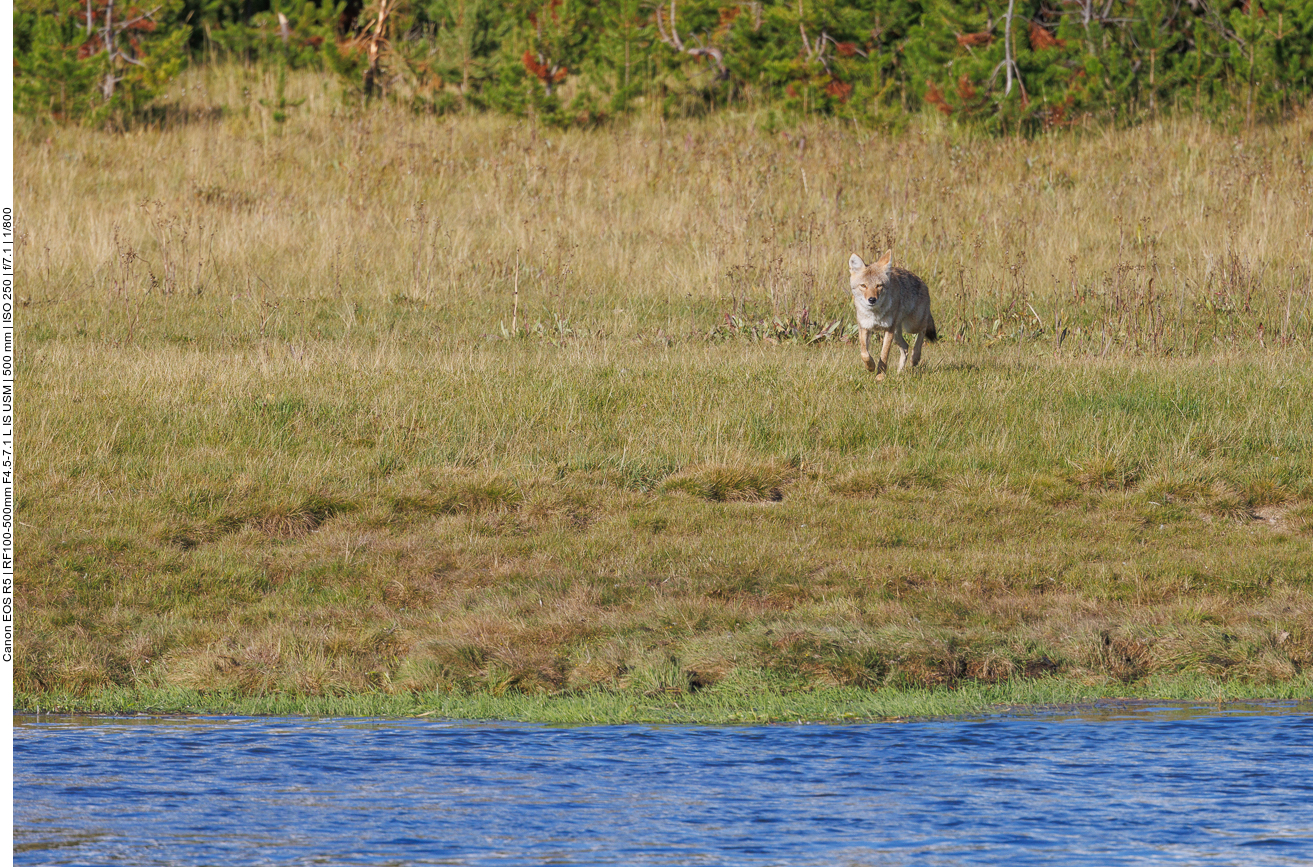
[14,66,1313,719]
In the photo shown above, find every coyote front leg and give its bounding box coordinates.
[859,327,877,371]
[877,330,896,380]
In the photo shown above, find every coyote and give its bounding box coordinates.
[848,252,938,379]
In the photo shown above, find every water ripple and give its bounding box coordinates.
[14,705,1313,866]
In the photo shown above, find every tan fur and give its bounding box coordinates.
[848,251,938,379]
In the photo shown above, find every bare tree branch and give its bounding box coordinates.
[654,1,685,52]
[655,1,729,79]
[84,0,164,99]
[990,0,1027,103]
[362,0,393,96]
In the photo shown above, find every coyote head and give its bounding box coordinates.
[849,252,892,305]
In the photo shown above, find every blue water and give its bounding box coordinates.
[13,704,1313,866]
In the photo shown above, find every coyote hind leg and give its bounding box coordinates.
[892,331,911,373]
[911,331,926,367]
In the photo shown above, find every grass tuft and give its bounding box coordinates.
[660,462,797,502]
[387,477,525,517]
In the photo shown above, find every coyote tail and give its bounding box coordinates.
[926,315,939,342]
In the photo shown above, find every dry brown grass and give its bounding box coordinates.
[17,66,1313,356]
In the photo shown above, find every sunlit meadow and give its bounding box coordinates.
[15,66,1313,717]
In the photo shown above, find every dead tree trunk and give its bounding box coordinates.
[363,0,392,97]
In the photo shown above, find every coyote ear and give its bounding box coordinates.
[848,253,866,273]
[876,251,892,269]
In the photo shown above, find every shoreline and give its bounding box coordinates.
[17,676,1313,725]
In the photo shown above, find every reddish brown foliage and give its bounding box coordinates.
[956,74,977,101]
[522,50,567,84]
[924,80,952,115]
[1029,22,1067,50]
[69,1,158,60]
[956,31,993,48]
[77,35,105,59]
[835,41,858,57]
[825,79,853,102]
[1044,95,1078,129]
[68,2,156,29]
[522,49,545,78]
[527,0,562,28]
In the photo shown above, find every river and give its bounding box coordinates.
[13,702,1313,865]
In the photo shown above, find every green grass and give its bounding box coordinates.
[19,675,1313,724]
[17,677,1313,725]
[14,66,1313,720]
[19,341,1313,710]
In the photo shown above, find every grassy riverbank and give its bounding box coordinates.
[14,66,1313,719]
[20,676,1313,724]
